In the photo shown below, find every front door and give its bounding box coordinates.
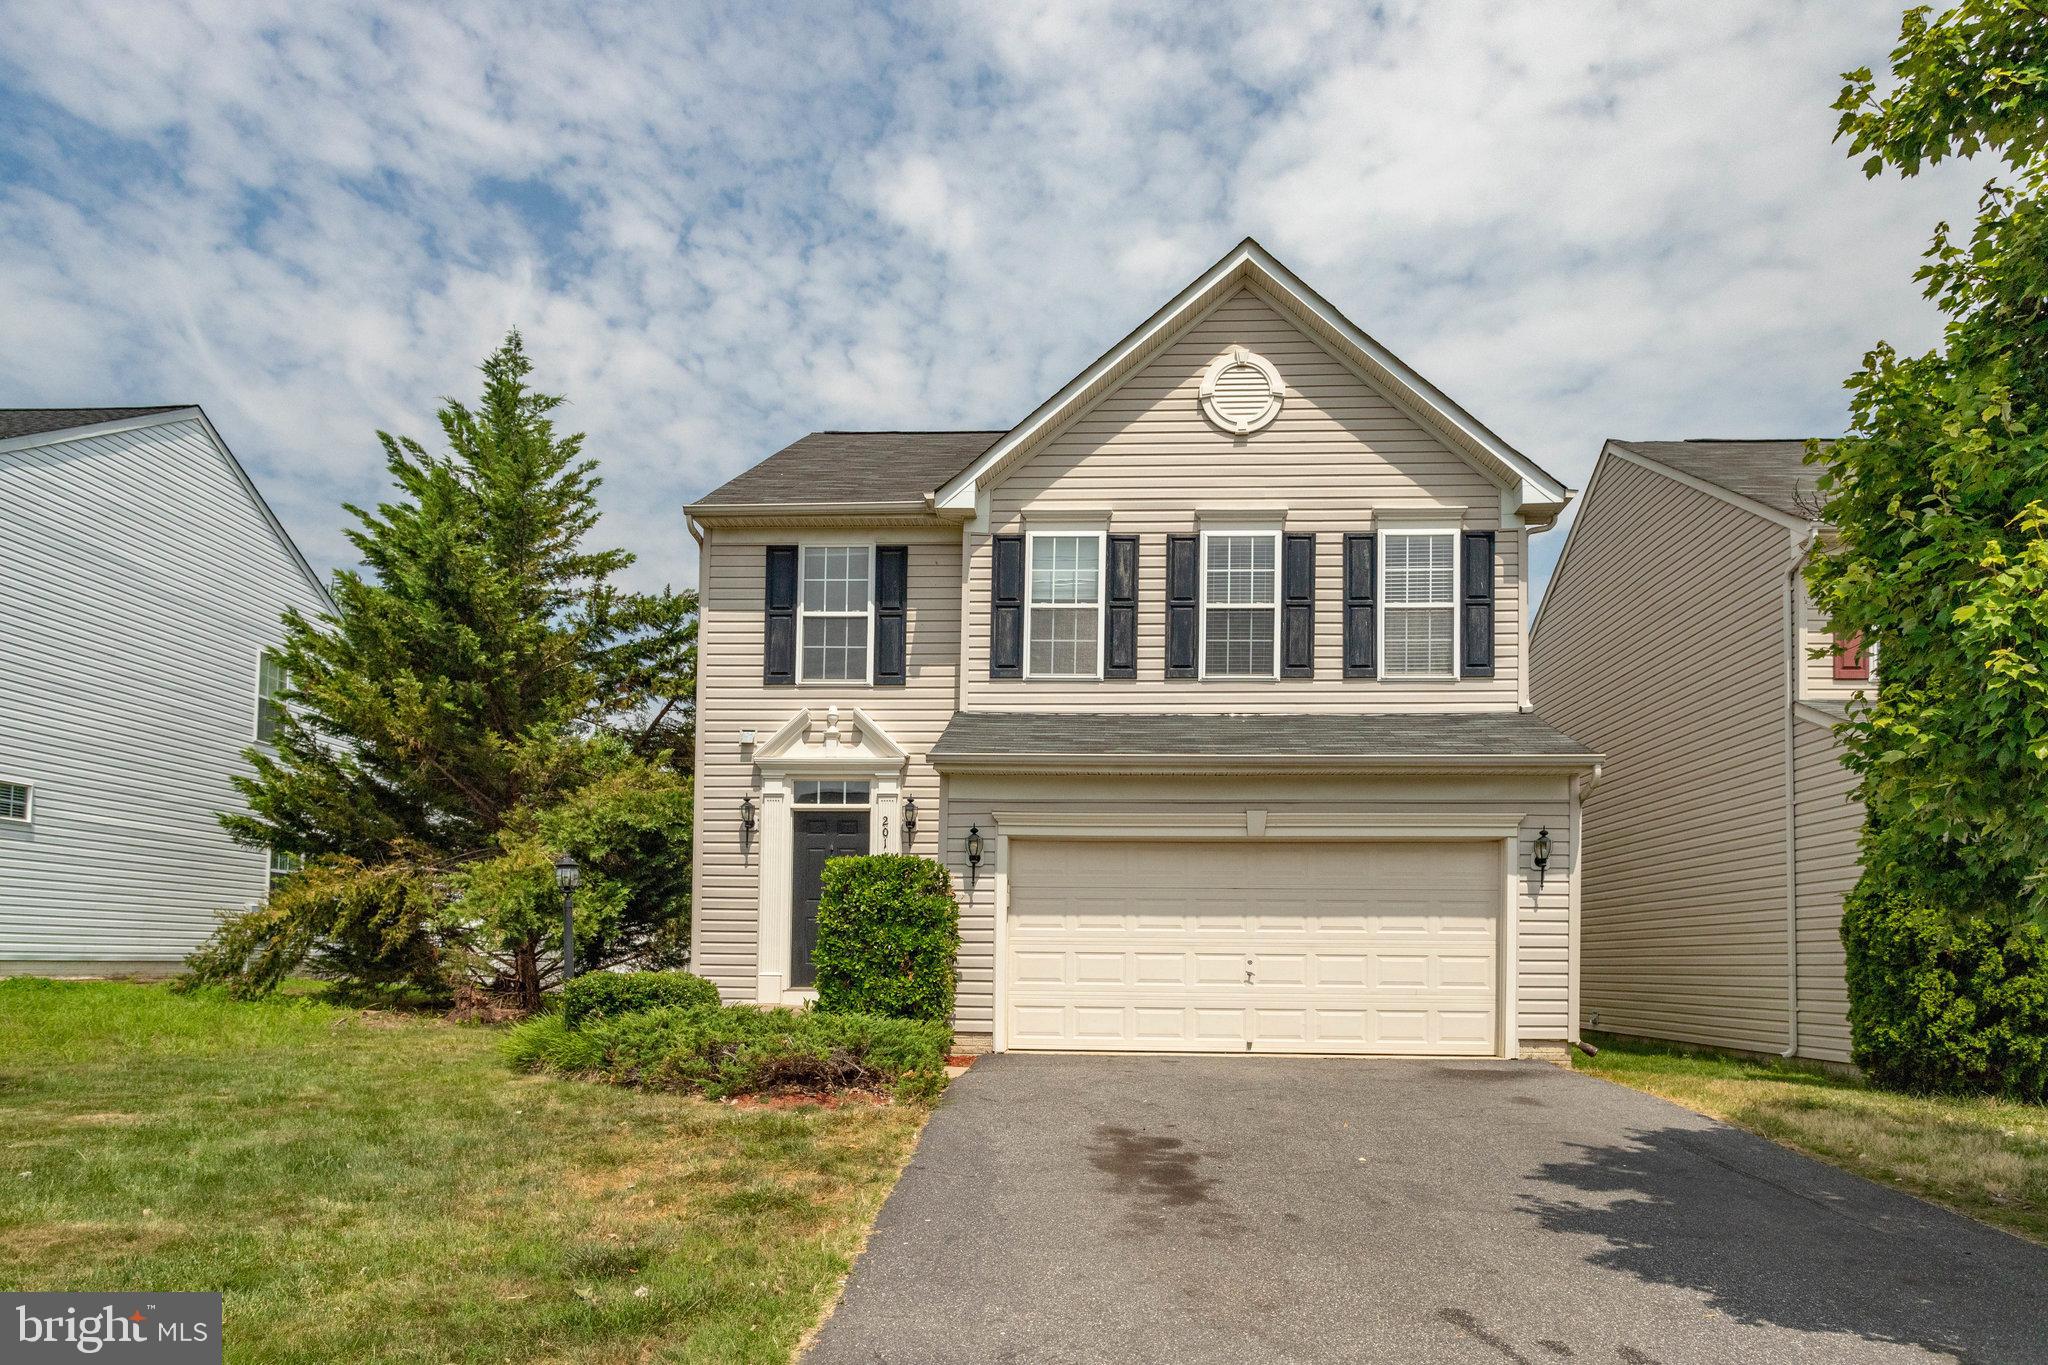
[791,808,870,987]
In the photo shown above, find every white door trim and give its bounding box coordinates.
[989,819,1519,1058]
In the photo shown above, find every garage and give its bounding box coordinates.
[1003,839,1504,1055]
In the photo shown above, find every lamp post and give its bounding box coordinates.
[554,853,582,984]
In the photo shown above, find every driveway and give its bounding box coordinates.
[805,1055,2048,1365]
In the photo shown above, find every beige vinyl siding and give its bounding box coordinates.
[1798,585,1868,703]
[1531,456,1795,1055]
[1794,715,1859,1063]
[938,771,1574,1040]
[690,524,961,1002]
[962,287,1522,712]
[0,419,329,962]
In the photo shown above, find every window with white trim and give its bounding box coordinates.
[1026,533,1103,678]
[1381,530,1458,678]
[794,779,872,805]
[1201,531,1279,677]
[0,782,30,822]
[799,545,872,682]
[255,649,287,742]
[269,849,304,887]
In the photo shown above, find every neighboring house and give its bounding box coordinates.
[685,239,1601,1059]
[1529,439,1864,1064]
[0,408,332,973]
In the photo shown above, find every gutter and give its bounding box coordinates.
[929,751,1603,775]
[1781,523,1820,1058]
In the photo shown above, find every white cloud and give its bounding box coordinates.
[0,0,1981,597]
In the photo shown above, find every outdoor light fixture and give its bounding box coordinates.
[901,795,919,847]
[965,824,984,883]
[553,853,581,983]
[1533,827,1552,889]
[739,793,758,854]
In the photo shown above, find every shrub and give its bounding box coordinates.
[813,855,958,1021]
[1842,884,2048,1100]
[505,1004,951,1102]
[561,969,720,1028]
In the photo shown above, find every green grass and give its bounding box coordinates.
[1577,1031,2048,1245]
[0,978,927,1363]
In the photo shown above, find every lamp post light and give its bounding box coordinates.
[553,853,582,984]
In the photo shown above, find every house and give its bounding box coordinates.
[684,240,1600,1059]
[0,408,332,973]
[1529,439,1863,1064]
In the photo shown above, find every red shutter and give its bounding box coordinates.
[1832,631,1870,681]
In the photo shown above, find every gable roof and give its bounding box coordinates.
[0,405,333,610]
[1608,439,1826,522]
[690,431,1002,511]
[933,237,1572,520]
[0,407,187,442]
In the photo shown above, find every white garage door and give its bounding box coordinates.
[1005,840,1502,1055]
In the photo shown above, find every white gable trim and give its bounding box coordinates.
[0,407,334,611]
[1607,442,1814,532]
[934,238,1571,518]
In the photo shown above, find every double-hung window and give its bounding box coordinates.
[1201,530,1279,677]
[1026,533,1104,678]
[1380,529,1458,678]
[799,545,872,682]
[0,781,30,823]
[255,650,287,743]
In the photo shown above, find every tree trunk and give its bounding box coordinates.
[513,940,542,1013]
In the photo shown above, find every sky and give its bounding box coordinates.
[0,1,1984,602]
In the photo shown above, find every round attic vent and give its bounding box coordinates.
[1199,346,1284,435]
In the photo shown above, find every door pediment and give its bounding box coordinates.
[753,705,908,773]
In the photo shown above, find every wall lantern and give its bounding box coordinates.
[965,824,984,883]
[901,795,919,848]
[739,794,758,855]
[1533,826,1551,889]
[553,853,581,983]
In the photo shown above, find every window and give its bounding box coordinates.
[794,779,871,805]
[799,545,872,682]
[1381,530,1458,678]
[1026,533,1104,678]
[1832,631,1871,682]
[1202,531,1279,677]
[269,849,304,887]
[0,782,30,823]
[255,650,287,742]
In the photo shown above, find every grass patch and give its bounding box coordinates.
[0,978,927,1363]
[1577,1031,2048,1245]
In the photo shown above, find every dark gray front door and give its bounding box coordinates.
[792,809,869,987]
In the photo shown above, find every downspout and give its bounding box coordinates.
[686,513,707,972]
[1781,525,1819,1057]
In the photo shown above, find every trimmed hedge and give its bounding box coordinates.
[505,1004,951,1101]
[813,855,958,1021]
[561,970,721,1028]
[1843,887,2048,1100]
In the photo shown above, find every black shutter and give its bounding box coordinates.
[874,545,908,686]
[1343,533,1376,679]
[1281,532,1315,678]
[1165,534,1199,679]
[990,535,1024,679]
[764,545,798,685]
[1106,534,1138,678]
[1461,530,1496,678]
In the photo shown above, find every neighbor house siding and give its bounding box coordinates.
[937,771,1575,1042]
[1793,715,1859,1063]
[1530,456,1795,1054]
[961,287,1524,712]
[690,524,961,1003]
[1798,585,1867,704]
[0,418,329,963]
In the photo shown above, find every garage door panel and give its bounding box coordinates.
[1006,839,1501,1056]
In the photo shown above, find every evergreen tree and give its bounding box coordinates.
[199,333,697,1004]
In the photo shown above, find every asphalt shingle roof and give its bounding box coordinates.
[0,407,188,442]
[691,430,1004,509]
[1610,439,1828,521]
[929,710,1597,764]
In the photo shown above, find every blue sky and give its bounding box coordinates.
[0,2,1980,598]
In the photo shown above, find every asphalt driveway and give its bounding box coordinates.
[805,1055,2048,1365]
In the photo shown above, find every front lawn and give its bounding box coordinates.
[0,978,927,1363]
[1577,1032,2047,1245]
